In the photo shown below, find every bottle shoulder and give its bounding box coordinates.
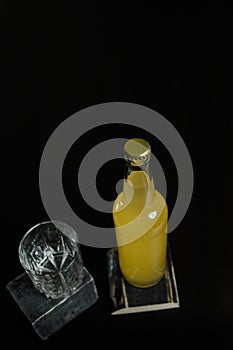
[113,192,125,212]
[113,189,167,214]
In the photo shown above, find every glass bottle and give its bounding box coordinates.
[113,138,168,288]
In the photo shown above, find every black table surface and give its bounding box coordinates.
[2,6,231,348]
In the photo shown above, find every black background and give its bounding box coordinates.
[2,5,231,348]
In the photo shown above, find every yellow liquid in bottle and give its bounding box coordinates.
[113,171,168,288]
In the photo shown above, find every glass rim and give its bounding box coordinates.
[19,220,77,246]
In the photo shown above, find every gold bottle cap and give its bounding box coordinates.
[124,138,151,166]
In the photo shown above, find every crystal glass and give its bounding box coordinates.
[18,221,84,299]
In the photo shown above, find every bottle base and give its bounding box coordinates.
[123,274,164,288]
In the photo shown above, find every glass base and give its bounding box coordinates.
[6,267,99,339]
[107,243,180,315]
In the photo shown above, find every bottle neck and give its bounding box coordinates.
[124,160,152,181]
[123,160,155,204]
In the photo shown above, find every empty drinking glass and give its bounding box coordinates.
[18,221,84,299]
